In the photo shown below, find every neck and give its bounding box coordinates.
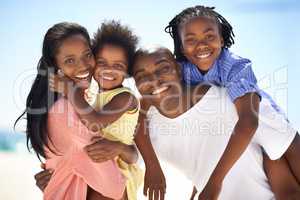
[98,84,123,93]
[154,85,193,118]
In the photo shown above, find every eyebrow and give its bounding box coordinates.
[154,57,171,65]
[133,68,145,76]
[133,57,171,76]
[184,28,215,37]
[203,28,214,33]
[63,49,91,59]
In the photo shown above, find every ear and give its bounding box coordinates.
[221,36,224,47]
[175,61,182,77]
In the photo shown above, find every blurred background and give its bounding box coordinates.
[1,0,300,199]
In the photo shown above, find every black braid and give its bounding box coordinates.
[165,5,235,62]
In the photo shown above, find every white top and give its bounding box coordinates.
[147,86,297,200]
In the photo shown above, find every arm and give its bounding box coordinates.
[84,137,138,164]
[69,88,138,131]
[49,74,138,131]
[198,93,260,199]
[134,100,166,200]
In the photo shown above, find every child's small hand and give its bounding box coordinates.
[144,164,166,200]
[198,179,222,200]
[34,163,54,192]
[49,72,73,97]
[84,137,122,163]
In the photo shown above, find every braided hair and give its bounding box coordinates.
[165,5,235,62]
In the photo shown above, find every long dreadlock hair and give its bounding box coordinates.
[165,5,235,62]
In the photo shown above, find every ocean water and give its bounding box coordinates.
[0,130,27,152]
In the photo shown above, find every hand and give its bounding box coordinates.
[84,136,122,163]
[34,163,54,192]
[198,179,222,200]
[49,72,73,97]
[144,164,166,200]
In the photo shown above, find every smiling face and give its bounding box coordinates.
[133,49,181,103]
[179,16,224,72]
[93,44,128,90]
[55,34,95,89]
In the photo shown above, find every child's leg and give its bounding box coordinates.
[263,152,300,200]
[284,133,300,184]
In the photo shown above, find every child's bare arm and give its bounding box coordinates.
[70,88,138,131]
[198,92,260,199]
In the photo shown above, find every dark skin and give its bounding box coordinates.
[38,48,300,199]
[46,36,133,199]
[50,43,139,165]
[180,16,260,200]
[133,49,211,200]
[180,16,300,199]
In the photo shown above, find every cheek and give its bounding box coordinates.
[182,45,194,57]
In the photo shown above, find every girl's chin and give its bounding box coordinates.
[75,80,90,89]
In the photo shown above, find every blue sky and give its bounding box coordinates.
[1,0,300,131]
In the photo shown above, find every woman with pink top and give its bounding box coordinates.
[15,22,137,200]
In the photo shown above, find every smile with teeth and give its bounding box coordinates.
[102,75,115,81]
[196,51,212,59]
[152,86,169,95]
[75,72,90,79]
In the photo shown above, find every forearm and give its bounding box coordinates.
[210,118,258,182]
[68,89,120,129]
[118,143,138,164]
[134,115,161,168]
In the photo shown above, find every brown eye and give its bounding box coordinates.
[96,60,106,66]
[64,58,75,65]
[157,65,171,75]
[184,38,197,45]
[114,64,125,70]
[206,34,215,41]
[86,52,93,59]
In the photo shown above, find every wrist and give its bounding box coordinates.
[209,172,224,184]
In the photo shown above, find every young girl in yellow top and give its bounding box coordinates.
[51,20,143,200]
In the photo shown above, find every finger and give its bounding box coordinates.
[91,136,104,143]
[149,188,154,200]
[85,144,109,152]
[153,189,159,200]
[143,184,149,196]
[34,170,53,180]
[90,153,114,161]
[160,189,165,200]
[87,149,113,156]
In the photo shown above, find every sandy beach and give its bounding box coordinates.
[0,151,193,200]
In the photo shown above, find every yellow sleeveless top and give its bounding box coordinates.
[92,87,143,200]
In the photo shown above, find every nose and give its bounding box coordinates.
[78,57,92,72]
[195,39,208,50]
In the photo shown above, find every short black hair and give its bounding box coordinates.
[92,20,138,76]
[165,5,235,62]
